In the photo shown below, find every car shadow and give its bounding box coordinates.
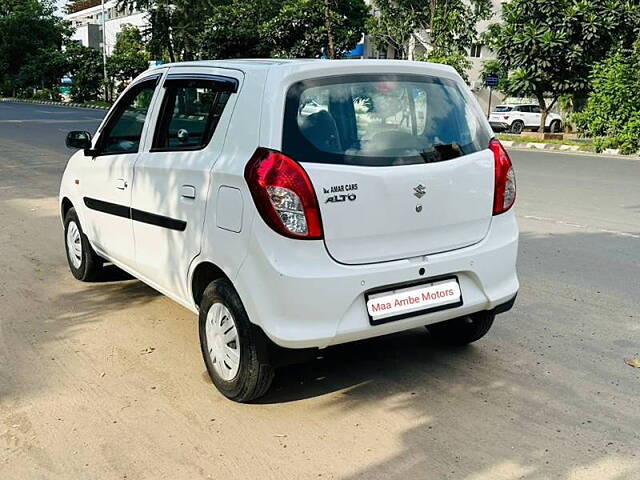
[257,329,476,404]
[92,263,135,282]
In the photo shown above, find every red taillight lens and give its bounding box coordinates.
[489,138,516,215]
[244,148,323,239]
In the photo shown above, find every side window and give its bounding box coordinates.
[98,80,157,155]
[152,80,233,151]
[530,105,541,113]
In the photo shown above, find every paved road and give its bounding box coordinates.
[1,102,639,479]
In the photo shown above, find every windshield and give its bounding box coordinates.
[283,74,491,167]
[493,106,513,112]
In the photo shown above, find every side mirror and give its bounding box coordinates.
[66,131,92,150]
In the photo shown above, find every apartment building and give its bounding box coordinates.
[65,0,147,56]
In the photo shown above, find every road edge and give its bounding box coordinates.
[0,98,110,110]
[500,139,640,160]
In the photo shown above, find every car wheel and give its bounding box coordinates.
[550,120,562,133]
[426,311,495,346]
[64,207,103,281]
[510,120,524,134]
[199,278,274,402]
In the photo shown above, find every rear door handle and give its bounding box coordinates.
[181,185,196,199]
[115,178,128,190]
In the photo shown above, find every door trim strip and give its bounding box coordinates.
[83,197,187,232]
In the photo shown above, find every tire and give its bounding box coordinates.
[199,278,274,402]
[510,120,524,134]
[426,311,495,346]
[64,207,103,282]
[550,120,562,133]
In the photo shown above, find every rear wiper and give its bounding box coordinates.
[419,143,464,163]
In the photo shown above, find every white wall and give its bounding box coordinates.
[65,1,148,55]
[103,13,148,55]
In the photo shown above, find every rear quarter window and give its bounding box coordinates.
[283,74,491,167]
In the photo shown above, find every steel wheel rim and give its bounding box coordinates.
[205,302,241,381]
[66,221,82,269]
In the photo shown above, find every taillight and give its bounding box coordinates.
[489,138,516,215]
[244,148,323,239]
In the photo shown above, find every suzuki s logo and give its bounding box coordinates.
[413,184,426,199]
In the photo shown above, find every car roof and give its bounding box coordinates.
[152,58,459,76]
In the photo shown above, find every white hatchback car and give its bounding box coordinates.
[60,59,519,401]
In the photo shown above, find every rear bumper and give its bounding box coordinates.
[235,210,519,349]
[490,121,510,132]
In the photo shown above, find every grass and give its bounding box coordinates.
[496,133,594,149]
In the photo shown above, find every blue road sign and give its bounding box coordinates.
[486,74,499,87]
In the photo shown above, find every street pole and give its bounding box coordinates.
[487,86,492,118]
[101,0,108,102]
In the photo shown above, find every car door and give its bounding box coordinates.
[130,68,241,301]
[514,105,531,126]
[80,75,161,264]
[529,105,542,128]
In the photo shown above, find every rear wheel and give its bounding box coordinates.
[426,311,495,345]
[64,207,103,281]
[510,120,524,134]
[550,120,562,133]
[199,278,274,402]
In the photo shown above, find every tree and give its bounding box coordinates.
[198,0,279,59]
[365,1,414,59]
[117,0,218,62]
[262,0,369,58]
[65,42,103,102]
[483,0,640,132]
[16,48,68,97]
[198,0,368,60]
[0,0,69,95]
[573,44,640,154]
[107,24,150,94]
[367,0,491,79]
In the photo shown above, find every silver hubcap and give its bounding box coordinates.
[205,303,240,381]
[66,221,82,269]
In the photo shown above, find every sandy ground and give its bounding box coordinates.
[0,103,639,479]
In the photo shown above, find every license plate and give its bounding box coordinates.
[366,277,462,325]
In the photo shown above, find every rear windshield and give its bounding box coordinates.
[283,74,491,167]
[494,106,513,112]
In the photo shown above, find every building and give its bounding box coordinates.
[65,0,147,55]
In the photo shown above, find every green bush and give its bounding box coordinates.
[574,45,640,153]
[31,89,62,102]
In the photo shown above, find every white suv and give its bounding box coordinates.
[60,60,519,401]
[489,104,562,134]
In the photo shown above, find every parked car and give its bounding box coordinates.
[489,104,562,134]
[60,59,519,402]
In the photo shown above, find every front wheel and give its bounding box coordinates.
[199,278,274,402]
[426,311,495,345]
[64,207,103,281]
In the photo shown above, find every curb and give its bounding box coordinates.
[0,98,110,110]
[501,140,625,157]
